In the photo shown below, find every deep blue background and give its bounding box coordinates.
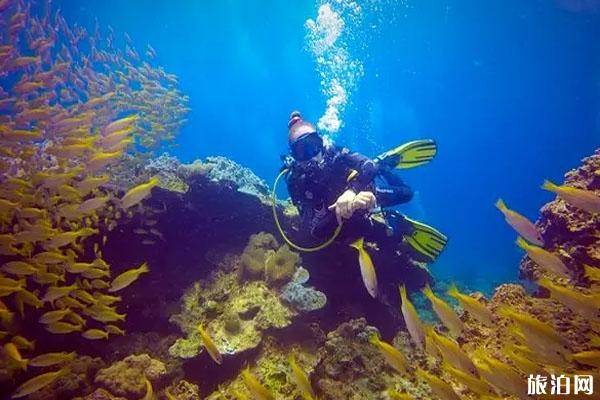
[56,0,600,288]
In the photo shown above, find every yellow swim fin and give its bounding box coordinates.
[376,139,437,169]
[403,217,448,261]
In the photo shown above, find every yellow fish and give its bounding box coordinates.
[386,389,413,400]
[39,309,72,324]
[105,324,126,336]
[4,342,27,370]
[427,327,477,376]
[78,196,110,214]
[231,389,250,400]
[2,261,38,276]
[499,306,571,367]
[11,368,69,399]
[516,237,570,279]
[103,115,139,135]
[349,237,377,298]
[143,376,153,400]
[569,350,600,368]
[543,180,600,214]
[82,329,109,340]
[87,151,123,172]
[503,343,542,376]
[11,335,34,351]
[495,198,544,245]
[537,276,599,320]
[29,352,76,367]
[241,367,275,400]
[399,285,424,350]
[422,285,463,337]
[415,368,459,400]
[45,321,82,334]
[42,284,78,303]
[120,176,160,209]
[109,262,149,292]
[441,360,493,396]
[289,354,315,399]
[446,283,493,326]
[197,324,223,364]
[471,349,527,399]
[584,264,600,282]
[369,334,408,374]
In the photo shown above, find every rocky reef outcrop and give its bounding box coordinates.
[520,149,600,284]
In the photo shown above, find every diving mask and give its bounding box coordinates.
[290,131,323,161]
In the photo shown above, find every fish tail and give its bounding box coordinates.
[495,198,507,211]
[515,236,528,250]
[446,283,459,298]
[139,262,149,273]
[542,179,558,193]
[421,284,434,299]
[398,284,407,301]
[368,333,380,345]
[349,237,364,251]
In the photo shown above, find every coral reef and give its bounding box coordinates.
[94,354,166,398]
[206,333,324,400]
[28,356,106,400]
[144,153,214,194]
[164,380,201,400]
[239,232,301,286]
[203,156,271,200]
[280,267,328,312]
[168,267,297,358]
[520,149,600,283]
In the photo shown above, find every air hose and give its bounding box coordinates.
[271,168,342,252]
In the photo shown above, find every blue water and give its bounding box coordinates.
[59,0,600,289]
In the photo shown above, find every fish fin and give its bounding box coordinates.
[349,237,364,251]
[495,198,507,212]
[542,179,558,192]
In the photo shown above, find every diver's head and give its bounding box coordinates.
[288,111,323,162]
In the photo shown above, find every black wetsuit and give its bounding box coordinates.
[285,144,414,244]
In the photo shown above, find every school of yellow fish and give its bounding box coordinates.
[0,0,188,396]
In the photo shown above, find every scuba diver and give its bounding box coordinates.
[274,111,447,297]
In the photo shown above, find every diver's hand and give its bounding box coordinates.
[352,191,377,212]
[328,189,356,225]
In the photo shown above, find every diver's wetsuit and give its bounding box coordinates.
[285,144,414,244]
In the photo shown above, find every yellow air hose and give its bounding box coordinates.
[271,168,342,252]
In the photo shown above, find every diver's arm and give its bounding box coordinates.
[338,147,379,193]
[377,169,414,205]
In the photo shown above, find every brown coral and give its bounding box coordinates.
[265,244,300,285]
[94,354,166,398]
[240,232,279,279]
